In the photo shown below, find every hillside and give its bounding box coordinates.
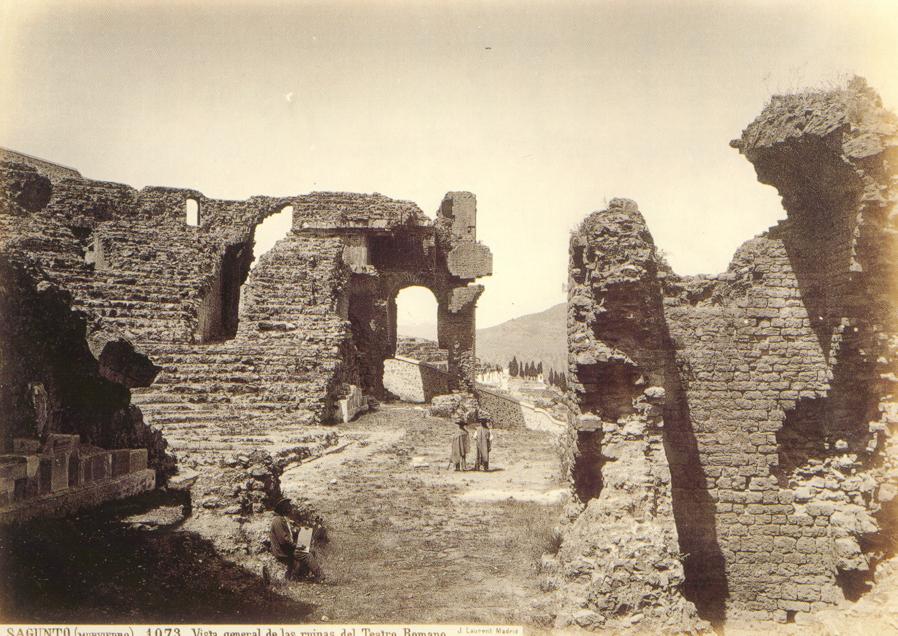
[475,302,567,374]
[396,303,567,375]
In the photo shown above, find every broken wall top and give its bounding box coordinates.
[732,77,898,165]
[562,78,898,624]
[294,191,431,231]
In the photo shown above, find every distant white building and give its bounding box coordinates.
[476,367,508,390]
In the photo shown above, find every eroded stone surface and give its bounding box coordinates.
[0,149,491,521]
[555,78,898,629]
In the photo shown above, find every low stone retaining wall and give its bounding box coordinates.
[476,386,566,432]
[0,433,155,524]
[383,356,449,403]
[384,355,567,432]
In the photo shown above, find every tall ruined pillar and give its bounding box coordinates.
[437,285,483,391]
[435,192,492,391]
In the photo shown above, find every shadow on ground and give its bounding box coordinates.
[0,492,315,623]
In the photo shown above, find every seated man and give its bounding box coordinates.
[270,496,322,581]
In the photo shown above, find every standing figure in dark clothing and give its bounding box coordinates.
[269,497,322,581]
[449,421,469,471]
[474,418,492,471]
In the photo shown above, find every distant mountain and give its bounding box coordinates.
[476,302,567,374]
[396,303,568,374]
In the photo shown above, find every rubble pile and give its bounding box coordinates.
[427,392,482,423]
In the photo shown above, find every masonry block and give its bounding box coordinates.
[38,452,69,493]
[12,438,41,454]
[439,191,477,242]
[111,449,131,477]
[43,433,80,454]
[0,456,28,481]
[0,478,14,506]
[90,452,112,482]
[446,285,484,313]
[447,243,493,279]
[129,448,148,472]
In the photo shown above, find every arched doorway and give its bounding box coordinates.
[383,285,448,402]
[394,285,438,345]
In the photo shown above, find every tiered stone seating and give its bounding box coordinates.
[131,234,350,461]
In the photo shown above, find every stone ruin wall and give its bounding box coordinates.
[0,151,491,510]
[550,78,898,629]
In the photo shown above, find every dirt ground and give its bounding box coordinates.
[0,404,566,625]
[275,404,566,624]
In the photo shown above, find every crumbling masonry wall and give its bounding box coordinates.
[556,78,898,627]
[1,151,491,480]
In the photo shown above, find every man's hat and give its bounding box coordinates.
[274,496,292,512]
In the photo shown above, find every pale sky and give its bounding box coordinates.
[2,1,897,329]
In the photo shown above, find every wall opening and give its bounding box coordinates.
[195,241,253,343]
[369,232,426,269]
[575,360,642,421]
[251,205,293,268]
[185,198,199,226]
[392,286,448,368]
[380,286,447,401]
[572,430,605,502]
[395,286,438,344]
[193,205,295,344]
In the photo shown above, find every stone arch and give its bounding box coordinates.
[388,282,441,355]
[380,284,450,403]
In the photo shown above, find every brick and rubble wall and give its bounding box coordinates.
[2,153,493,481]
[546,198,707,632]
[554,78,898,628]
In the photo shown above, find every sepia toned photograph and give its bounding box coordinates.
[1,1,897,633]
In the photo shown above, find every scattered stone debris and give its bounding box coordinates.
[428,392,481,422]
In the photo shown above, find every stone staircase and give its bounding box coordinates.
[130,234,351,462]
[4,208,351,465]
[0,216,206,344]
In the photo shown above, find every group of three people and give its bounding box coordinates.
[450,418,492,471]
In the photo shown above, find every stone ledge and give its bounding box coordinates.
[0,468,155,525]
